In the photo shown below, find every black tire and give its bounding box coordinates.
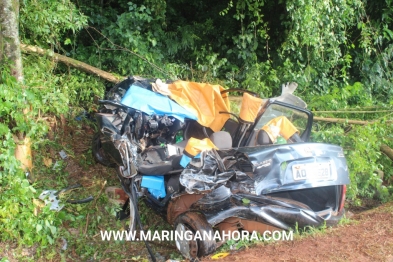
[115,167,137,231]
[174,212,216,259]
[92,132,116,167]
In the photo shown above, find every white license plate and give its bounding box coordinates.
[292,163,331,181]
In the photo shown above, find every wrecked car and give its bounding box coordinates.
[92,76,350,259]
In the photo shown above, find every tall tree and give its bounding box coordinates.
[0,0,23,81]
[0,0,31,173]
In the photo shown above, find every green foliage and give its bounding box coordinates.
[238,60,279,97]
[312,121,393,203]
[0,63,47,139]
[0,55,105,251]
[308,81,392,202]
[350,0,393,102]
[20,0,88,48]
[66,0,393,102]
[229,0,269,61]
[74,1,169,78]
[279,0,360,91]
[192,48,228,82]
[0,76,64,246]
[307,82,373,111]
[22,55,105,115]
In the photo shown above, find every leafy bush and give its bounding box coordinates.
[64,0,393,101]
[310,85,393,204]
[20,0,88,49]
[0,67,59,246]
[307,82,374,111]
[314,122,392,203]
[0,57,105,247]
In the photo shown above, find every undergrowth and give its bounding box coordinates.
[0,57,181,260]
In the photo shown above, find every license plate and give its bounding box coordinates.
[292,163,331,181]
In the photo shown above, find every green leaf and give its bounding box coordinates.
[383,27,393,40]
[0,123,9,136]
[64,38,72,45]
[36,224,42,233]
[242,198,250,204]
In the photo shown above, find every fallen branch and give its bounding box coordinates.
[381,144,393,162]
[313,116,393,125]
[20,44,123,84]
[313,110,393,114]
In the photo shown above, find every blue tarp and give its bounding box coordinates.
[121,84,197,122]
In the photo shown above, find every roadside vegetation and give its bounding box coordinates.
[1,0,393,260]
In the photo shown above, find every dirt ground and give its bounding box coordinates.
[202,202,393,262]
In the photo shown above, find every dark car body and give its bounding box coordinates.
[93,76,350,259]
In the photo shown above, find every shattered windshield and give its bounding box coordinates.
[255,103,309,136]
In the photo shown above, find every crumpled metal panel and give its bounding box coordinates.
[179,153,236,193]
[96,113,139,176]
[236,142,350,195]
[182,141,350,229]
[190,186,327,229]
[180,142,349,196]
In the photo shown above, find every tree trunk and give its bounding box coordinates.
[0,0,23,81]
[0,0,32,173]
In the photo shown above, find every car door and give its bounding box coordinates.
[243,100,314,147]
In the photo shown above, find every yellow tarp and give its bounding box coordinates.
[261,116,299,141]
[167,81,230,132]
[239,92,264,123]
[184,137,218,157]
[14,136,32,171]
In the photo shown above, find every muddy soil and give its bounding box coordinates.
[202,202,393,262]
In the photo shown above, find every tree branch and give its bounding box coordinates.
[313,116,393,125]
[313,110,393,113]
[20,44,123,83]
[380,144,393,162]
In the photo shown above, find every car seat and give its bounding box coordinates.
[256,129,303,145]
[256,129,273,145]
[209,131,232,149]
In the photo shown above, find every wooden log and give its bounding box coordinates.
[313,116,393,125]
[313,110,393,114]
[381,144,393,162]
[313,116,370,125]
[20,44,123,84]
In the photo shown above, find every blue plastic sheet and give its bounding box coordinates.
[180,153,201,168]
[141,175,166,199]
[121,84,197,122]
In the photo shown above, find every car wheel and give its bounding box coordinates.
[174,212,216,259]
[128,195,136,232]
[92,132,116,167]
